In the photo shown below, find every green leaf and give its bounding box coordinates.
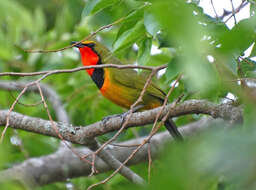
[113,20,146,52]
[245,71,256,78]
[137,37,152,65]
[165,56,182,80]
[226,57,238,75]
[115,5,147,42]
[151,0,201,45]
[144,11,161,36]
[219,15,256,55]
[239,58,256,77]
[82,0,120,17]
[193,5,228,41]
[146,53,172,67]
[156,32,173,48]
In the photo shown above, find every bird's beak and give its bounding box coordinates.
[70,41,84,48]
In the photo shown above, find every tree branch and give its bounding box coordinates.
[0,100,243,145]
[88,139,145,185]
[0,118,220,187]
[0,80,145,184]
[0,64,167,77]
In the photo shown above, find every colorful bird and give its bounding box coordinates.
[71,40,183,140]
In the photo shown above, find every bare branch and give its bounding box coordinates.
[79,67,167,187]
[0,85,28,143]
[0,64,165,142]
[87,91,183,190]
[210,0,219,19]
[88,139,145,185]
[93,69,158,156]
[22,3,150,54]
[224,0,248,23]
[230,0,237,24]
[0,118,221,187]
[0,81,145,184]
[0,64,167,77]
[0,100,243,145]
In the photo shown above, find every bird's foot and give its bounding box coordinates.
[102,113,122,125]
[102,105,144,127]
[102,112,129,127]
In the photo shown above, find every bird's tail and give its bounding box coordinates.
[164,118,183,141]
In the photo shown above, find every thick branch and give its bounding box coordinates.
[89,139,145,185]
[0,118,219,187]
[0,100,242,145]
[0,80,145,184]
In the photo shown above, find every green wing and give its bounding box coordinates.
[110,68,166,102]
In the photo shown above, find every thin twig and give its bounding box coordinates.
[0,118,227,187]
[23,18,125,53]
[36,83,61,138]
[89,154,97,176]
[36,83,93,166]
[144,75,182,183]
[65,84,90,102]
[224,0,248,23]
[151,74,182,134]
[239,56,254,66]
[87,75,182,190]
[86,139,145,184]
[0,64,167,77]
[22,2,151,54]
[210,0,219,19]
[92,69,158,156]
[84,69,159,187]
[8,91,43,107]
[0,85,29,143]
[230,0,237,24]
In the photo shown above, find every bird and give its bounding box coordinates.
[71,40,183,141]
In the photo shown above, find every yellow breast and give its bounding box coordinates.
[100,69,133,109]
[100,69,163,110]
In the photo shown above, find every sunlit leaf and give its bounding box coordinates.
[218,16,256,55]
[144,11,161,37]
[115,4,148,42]
[165,56,181,80]
[82,0,120,17]
[137,37,152,65]
[113,20,146,52]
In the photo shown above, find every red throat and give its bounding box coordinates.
[79,47,99,76]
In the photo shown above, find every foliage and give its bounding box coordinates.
[0,0,256,189]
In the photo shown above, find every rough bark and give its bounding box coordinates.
[0,100,242,145]
[0,118,219,187]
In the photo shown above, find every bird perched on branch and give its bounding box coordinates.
[71,40,183,141]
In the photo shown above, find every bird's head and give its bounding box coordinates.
[71,40,96,49]
[71,40,101,76]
